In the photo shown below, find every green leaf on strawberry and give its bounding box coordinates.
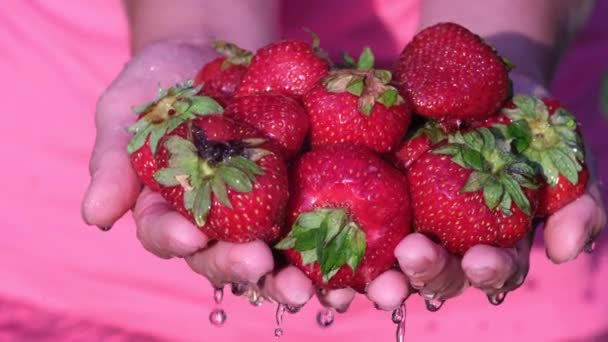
[212,41,253,70]
[127,80,224,155]
[153,132,267,227]
[503,95,585,187]
[434,127,538,216]
[322,48,405,116]
[275,208,367,283]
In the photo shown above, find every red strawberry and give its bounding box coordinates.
[235,37,329,99]
[391,121,447,171]
[127,81,223,191]
[395,22,510,120]
[225,94,309,160]
[304,48,412,153]
[153,115,289,243]
[275,145,412,292]
[500,95,588,216]
[407,127,539,255]
[194,41,252,106]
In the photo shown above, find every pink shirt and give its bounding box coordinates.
[1,1,606,341]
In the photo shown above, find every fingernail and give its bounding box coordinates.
[466,267,497,286]
[420,291,436,300]
[335,305,348,314]
[401,257,432,277]
[232,262,261,283]
[410,279,425,288]
[97,225,112,231]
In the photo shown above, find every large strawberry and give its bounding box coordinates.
[395,22,510,120]
[275,145,412,292]
[500,95,588,216]
[153,115,288,243]
[304,48,412,153]
[235,36,329,99]
[194,41,252,106]
[225,94,309,160]
[127,80,223,191]
[407,127,539,255]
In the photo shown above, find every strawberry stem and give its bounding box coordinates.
[275,208,367,283]
[502,95,585,187]
[153,126,268,227]
[433,127,538,216]
[127,80,224,155]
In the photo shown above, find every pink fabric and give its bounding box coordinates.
[0,0,606,341]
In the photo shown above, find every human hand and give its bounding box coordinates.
[270,76,607,313]
[80,39,315,307]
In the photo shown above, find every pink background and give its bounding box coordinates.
[0,0,607,341]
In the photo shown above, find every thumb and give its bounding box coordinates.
[81,91,142,229]
[81,40,219,229]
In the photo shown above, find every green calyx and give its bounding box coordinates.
[275,208,367,283]
[410,121,448,145]
[324,48,404,116]
[153,129,268,227]
[213,41,253,69]
[502,94,585,187]
[127,80,224,155]
[433,127,538,216]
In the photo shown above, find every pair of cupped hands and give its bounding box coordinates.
[82,41,606,313]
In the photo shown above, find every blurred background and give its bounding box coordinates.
[0,0,606,341]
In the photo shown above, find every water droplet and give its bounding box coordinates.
[316,308,334,328]
[285,304,303,314]
[584,240,596,254]
[213,287,224,305]
[209,308,227,326]
[274,304,286,338]
[487,292,507,306]
[247,289,264,306]
[391,306,404,324]
[424,298,445,312]
[231,282,249,296]
[393,303,407,342]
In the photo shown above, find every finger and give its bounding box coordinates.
[416,253,467,300]
[317,288,356,313]
[394,233,448,287]
[544,193,604,263]
[395,233,466,300]
[82,42,213,229]
[81,90,143,228]
[366,270,410,311]
[185,240,274,287]
[462,245,518,293]
[133,188,208,258]
[261,266,314,306]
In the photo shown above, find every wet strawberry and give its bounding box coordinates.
[235,37,329,99]
[194,41,251,106]
[407,127,539,255]
[395,22,510,120]
[501,95,588,216]
[276,145,412,292]
[225,94,309,160]
[127,81,223,190]
[304,48,412,153]
[153,115,288,243]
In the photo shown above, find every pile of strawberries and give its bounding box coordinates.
[127,23,588,293]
